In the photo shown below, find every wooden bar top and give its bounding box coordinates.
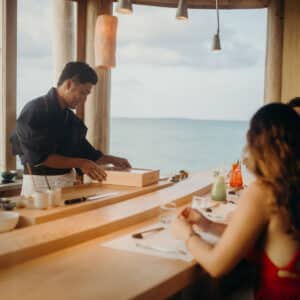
[0,180,22,192]
[0,217,204,300]
[0,172,213,300]
[0,172,211,268]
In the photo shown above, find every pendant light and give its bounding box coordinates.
[94,15,118,69]
[212,0,221,51]
[176,0,188,20]
[115,0,133,15]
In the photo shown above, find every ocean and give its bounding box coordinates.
[110,118,249,176]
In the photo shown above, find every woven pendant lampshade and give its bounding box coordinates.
[94,15,118,69]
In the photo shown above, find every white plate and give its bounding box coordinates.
[200,202,236,224]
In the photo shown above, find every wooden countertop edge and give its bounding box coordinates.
[132,264,203,300]
[0,172,212,269]
[0,180,22,192]
[18,180,173,226]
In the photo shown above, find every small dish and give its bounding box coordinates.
[1,171,16,184]
[1,201,16,211]
[0,211,19,233]
[200,202,237,224]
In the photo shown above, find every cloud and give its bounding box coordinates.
[111,64,265,120]
[17,0,54,58]
[17,1,267,121]
[116,6,266,70]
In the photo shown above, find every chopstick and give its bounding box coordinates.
[132,227,165,239]
[135,242,187,255]
[44,176,51,190]
[26,162,37,192]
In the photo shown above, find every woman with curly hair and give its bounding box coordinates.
[172,103,300,299]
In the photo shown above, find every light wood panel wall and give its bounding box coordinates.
[75,0,88,120]
[0,0,17,171]
[281,0,300,103]
[52,0,76,84]
[84,0,113,154]
[264,0,284,103]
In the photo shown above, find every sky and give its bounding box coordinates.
[17,0,267,121]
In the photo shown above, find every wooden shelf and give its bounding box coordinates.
[16,180,172,227]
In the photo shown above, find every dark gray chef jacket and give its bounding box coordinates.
[10,88,102,175]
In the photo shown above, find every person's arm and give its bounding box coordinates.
[172,181,269,278]
[42,154,106,181]
[15,101,56,166]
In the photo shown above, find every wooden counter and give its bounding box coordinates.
[0,218,204,300]
[0,172,213,300]
[16,180,172,227]
[0,180,22,197]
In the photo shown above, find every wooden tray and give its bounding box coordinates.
[103,168,160,187]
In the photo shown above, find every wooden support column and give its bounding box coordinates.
[281,0,300,103]
[76,0,88,121]
[52,0,76,84]
[84,0,113,154]
[264,0,284,103]
[0,0,17,171]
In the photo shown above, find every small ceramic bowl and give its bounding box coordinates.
[0,211,19,233]
[1,171,16,183]
[1,201,16,211]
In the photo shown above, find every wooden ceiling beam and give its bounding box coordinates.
[71,0,269,9]
[132,0,270,9]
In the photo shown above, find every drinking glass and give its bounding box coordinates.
[159,201,177,225]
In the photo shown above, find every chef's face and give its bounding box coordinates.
[293,107,300,116]
[64,80,93,109]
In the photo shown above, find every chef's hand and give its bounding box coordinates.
[109,156,131,169]
[79,159,107,181]
[98,155,131,169]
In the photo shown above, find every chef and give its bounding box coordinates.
[10,62,131,196]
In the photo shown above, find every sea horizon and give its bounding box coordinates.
[110,118,249,176]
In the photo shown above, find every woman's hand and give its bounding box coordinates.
[181,207,211,232]
[171,216,193,241]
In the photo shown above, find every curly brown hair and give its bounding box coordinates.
[244,103,300,233]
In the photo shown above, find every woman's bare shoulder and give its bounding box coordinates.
[239,179,274,216]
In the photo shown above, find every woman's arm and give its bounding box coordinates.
[173,181,269,277]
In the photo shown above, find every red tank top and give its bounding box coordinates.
[249,249,300,299]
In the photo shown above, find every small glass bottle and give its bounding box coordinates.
[211,170,227,201]
[230,161,243,189]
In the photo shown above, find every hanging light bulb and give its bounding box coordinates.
[212,33,221,51]
[176,0,188,20]
[212,0,221,51]
[115,0,133,15]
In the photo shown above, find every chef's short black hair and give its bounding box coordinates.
[287,97,300,108]
[57,62,98,86]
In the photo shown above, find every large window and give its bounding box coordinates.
[17,0,54,114]
[111,6,267,175]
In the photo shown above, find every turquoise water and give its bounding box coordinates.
[110,118,249,176]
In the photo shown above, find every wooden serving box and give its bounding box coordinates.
[103,168,160,187]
